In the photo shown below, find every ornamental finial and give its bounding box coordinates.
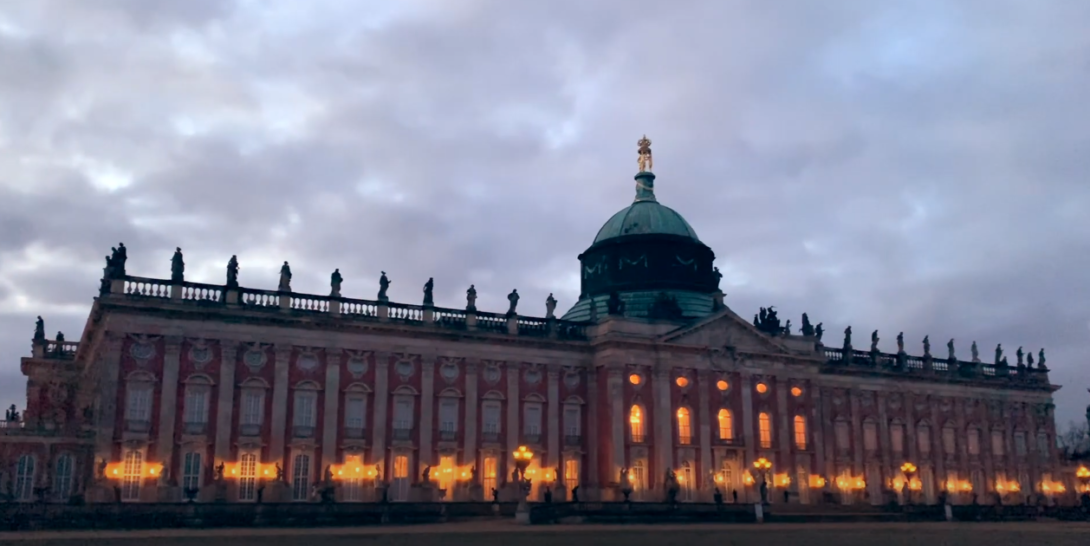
[637,135,653,173]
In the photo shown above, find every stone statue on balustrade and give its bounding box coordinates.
[330,269,342,297]
[275,463,284,482]
[422,465,431,483]
[971,341,980,362]
[171,248,185,282]
[1037,349,1047,370]
[663,469,680,503]
[423,277,434,306]
[546,293,557,319]
[607,291,625,316]
[994,344,1003,365]
[95,458,107,481]
[378,272,391,301]
[896,332,905,353]
[1027,353,1034,367]
[111,243,128,278]
[923,336,931,357]
[214,461,225,481]
[278,261,292,292]
[870,330,879,352]
[55,331,65,349]
[801,313,814,337]
[815,323,824,341]
[843,326,852,348]
[1016,346,1024,365]
[948,339,956,361]
[34,316,45,343]
[713,266,723,290]
[466,285,477,311]
[506,289,519,316]
[226,255,240,289]
[784,320,791,335]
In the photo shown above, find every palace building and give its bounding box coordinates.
[0,140,1078,506]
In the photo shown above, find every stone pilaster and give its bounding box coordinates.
[419,357,436,468]
[547,367,560,468]
[878,392,892,477]
[608,367,625,477]
[372,353,390,473]
[697,370,712,491]
[94,334,124,462]
[955,398,970,482]
[506,362,520,472]
[740,373,756,465]
[156,336,183,468]
[269,345,292,464]
[586,368,599,488]
[821,389,835,481]
[931,402,945,494]
[850,391,863,474]
[214,340,238,463]
[463,360,478,468]
[654,368,674,473]
[776,377,791,471]
[905,392,918,465]
[322,349,343,471]
[812,388,826,481]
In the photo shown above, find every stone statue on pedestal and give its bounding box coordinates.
[1027,353,1034,366]
[971,341,980,362]
[95,458,108,481]
[34,316,45,343]
[784,320,791,335]
[870,330,879,352]
[1038,349,1047,369]
[171,248,185,282]
[423,277,434,306]
[1016,346,1024,366]
[545,293,557,319]
[843,326,852,348]
[330,269,342,297]
[111,243,128,278]
[801,313,814,337]
[226,255,240,288]
[378,272,390,301]
[275,463,284,481]
[278,261,292,292]
[713,266,722,290]
[466,285,477,311]
[814,323,824,342]
[923,336,931,357]
[422,465,431,483]
[506,289,519,316]
[995,344,1003,365]
[948,339,956,361]
[214,461,225,481]
[896,332,904,353]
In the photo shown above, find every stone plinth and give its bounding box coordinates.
[198,480,229,503]
[84,482,117,503]
[264,480,292,502]
[409,482,439,502]
[156,485,183,502]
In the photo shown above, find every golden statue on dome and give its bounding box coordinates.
[637,135,653,172]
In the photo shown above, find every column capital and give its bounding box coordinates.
[164,335,184,351]
[274,343,293,358]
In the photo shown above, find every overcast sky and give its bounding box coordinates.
[1,0,1087,427]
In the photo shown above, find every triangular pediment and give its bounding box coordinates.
[659,307,791,354]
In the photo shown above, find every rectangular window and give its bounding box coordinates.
[991,430,1005,456]
[53,454,73,500]
[1014,432,1027,456]
[121,450,143,501]
[1037,432,1049,455]
[836,421,852,451]
[293,391,317,427]
[794,416,807,450]
[439,398,458,433]
[524,403,542,436]
[126,385,152,422]
[890,423,904,454]
[482,402,501,434]
[631,460,645,493]
[14,455,35,501]
[292,454,311,501]
[394,398,413,431]
[564,406,581,436]
[565,459,580,491]
[863,422,878,451]
[345,397,366,430]
[943,427,957,455]
[438,455,455,499]
[183,452,202,492]
[483,456,497,495]
[183,387,208,424]
[241,390,264,425]
[968,429,981,455]
[918,425,931,455]
[759,413,773,449]
[719,410,734,441]
[238,453,257,501]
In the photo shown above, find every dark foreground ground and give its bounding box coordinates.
[3,521,1090,546]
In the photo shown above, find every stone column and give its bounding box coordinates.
[372,353,390,473]
[955,398,970,486]
[94,334,125,463]
[547,368,560,468]
[214,340,238,463]
[419,357,436,468]
[905,392,918,465]
[322,349,343,471]
[812,389,826,482]
[156,337,183,469]
[586,369,600,488]
[850,392,863,474]
[463,360,479,468]
[931,402,945,495]
[820,389,835,482]
[608,367,625,476]
[269,345,292,464]
[506,362,520,472]
[878,392,892,481]
[776,378,791,472]
[654,368,674,474]
[740,373,756,465]
[697,370,713,495]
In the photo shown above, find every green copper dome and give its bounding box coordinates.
[592,172,701,244]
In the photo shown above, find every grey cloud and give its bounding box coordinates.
[0,0,1087,425]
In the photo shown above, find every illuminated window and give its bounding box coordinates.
[483,456,497,496]
[758,412,772,448]
[794,415,807,450]
[438,455,455,500]
[238,453,257,501]
[717,409,734,441]
[676,377,689,388]
[564,458,580,490]
[14,454,36,501]
[121,450,143,501]
[632,460,646,496]
[716,380,729,391]
[677,408,692,444]
[392,454,410,502]
[791,386,803,397]
[629,374,641,385]
[292,453,311,501]
[630,405,645,442]
[755,383,768,394]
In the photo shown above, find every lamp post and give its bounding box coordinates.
[753,457,772,504]
[900,462,918,506]
[513,445,534,523]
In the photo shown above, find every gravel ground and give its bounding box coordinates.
[3,521,1089,546]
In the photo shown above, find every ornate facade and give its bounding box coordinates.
[0,141,1079,506]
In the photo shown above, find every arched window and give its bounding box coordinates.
[676,408,692,444]
[794,415,807,450]
[758,412,772,448]
[14,454,35,501]
[53,453,74,500]
[918,423,932,455]
[238,453,257,501]
[182,376,212,434]
[120,450,143,501]
[629,405,644,442]
[292,453,311,501]
[182,451,203,492]
[717,409,734,441]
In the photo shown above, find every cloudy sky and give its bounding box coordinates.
[1,0,1087,427]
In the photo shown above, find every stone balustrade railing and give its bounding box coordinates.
[822,346,1050,386]
[113,275,589,341]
